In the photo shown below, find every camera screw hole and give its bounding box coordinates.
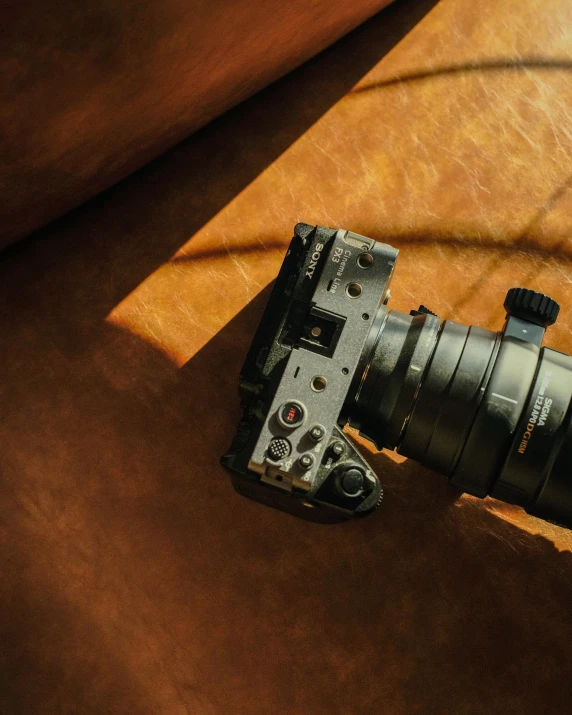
[346,282,362,298]
[357,253,373,269]
[311,376,327,392]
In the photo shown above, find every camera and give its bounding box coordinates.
[222,223,572,528]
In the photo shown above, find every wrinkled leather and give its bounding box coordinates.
[1,0,572,713]
[0,0,392,248]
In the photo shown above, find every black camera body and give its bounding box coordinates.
[222,224,572,528]
[222,223,394,522]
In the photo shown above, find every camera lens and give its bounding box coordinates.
[344,306,572,528]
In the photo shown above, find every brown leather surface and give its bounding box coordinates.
[2,0,572,713]
[0,0,392,249]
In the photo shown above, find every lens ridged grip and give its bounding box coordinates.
[504,288,560,328]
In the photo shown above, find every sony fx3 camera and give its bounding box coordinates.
[222,223,572,528]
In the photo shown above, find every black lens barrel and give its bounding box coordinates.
[348,310,441,450]
[347,306,572,529]
[494,347,572,525]
[449,317,546,498]
[531,416,572,526]
[399,322,498,476]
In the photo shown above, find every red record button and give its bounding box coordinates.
[279,401,305,429]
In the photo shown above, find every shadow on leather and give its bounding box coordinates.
[352,57,572,93]
[1,279,572,713]
[1,0,571,708]
[175,287,572,713]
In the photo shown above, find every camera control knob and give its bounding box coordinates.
[410,305,437,317]
[267,437,291,462]
[504,288,560,328]
[340,467,365,497]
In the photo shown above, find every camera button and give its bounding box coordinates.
[298,454,315,471]
[267,437,292,462]
[339,467,365,497]
[309,425,325,441]
[330,441,345,458]
[278,401,306,429]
